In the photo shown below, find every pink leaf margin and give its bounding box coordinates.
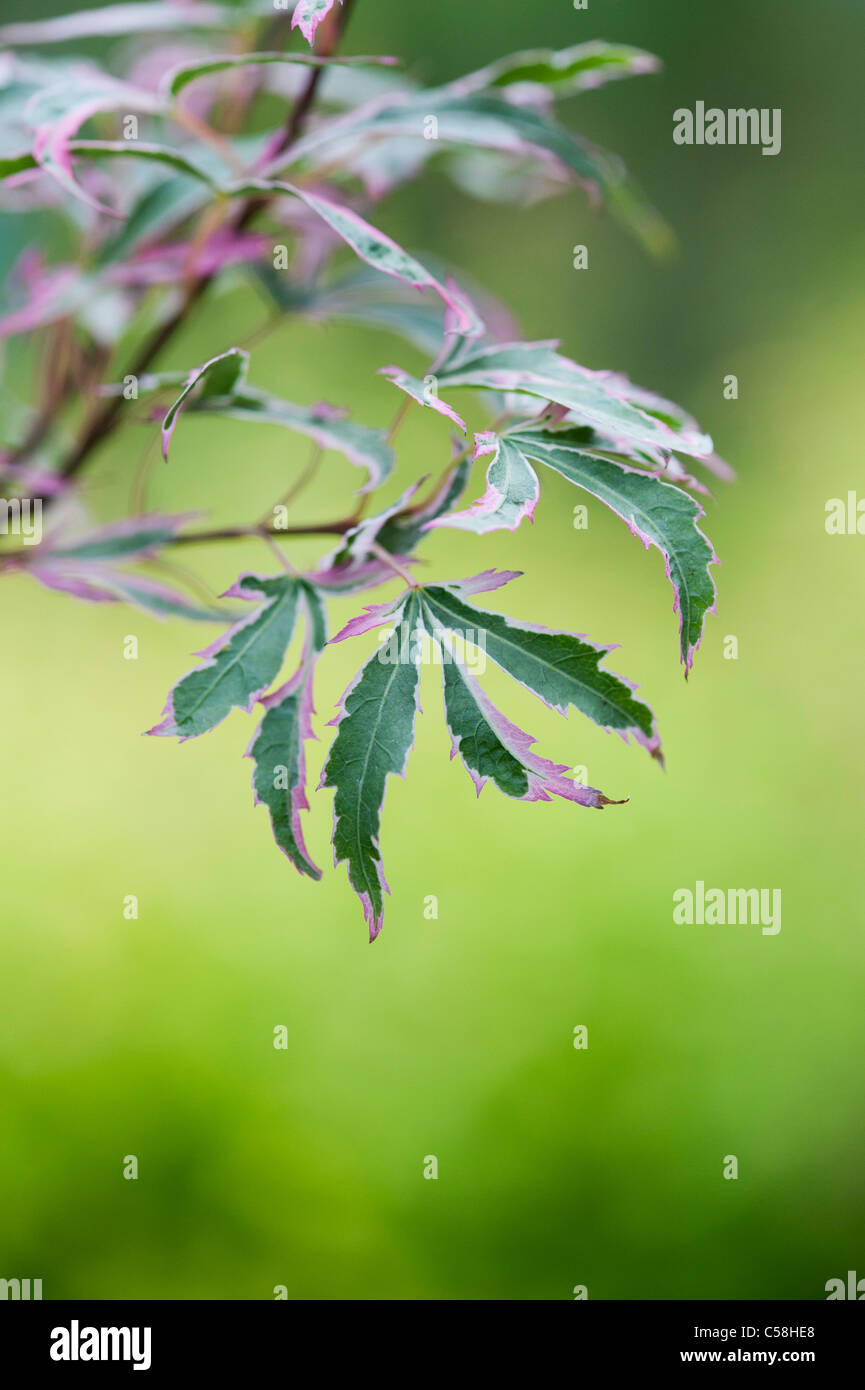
[244,626,322,881]
[437,569,664,764]
[145,572,282,741]
[426,430,539,534]
[441,653,626,810]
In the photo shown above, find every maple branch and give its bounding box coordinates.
[47,0,360,488]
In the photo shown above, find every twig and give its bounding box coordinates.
[147,556,224,609]
[259,530,296,572]
[169,518,354,546]
[129,432,160,516]
[170,103,245,176]
[258,443,324,524]
[262,0,359,167]
[369,542,418,587]
[386,395,413,443]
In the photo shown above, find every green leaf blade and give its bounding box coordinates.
[147,574,303,740]
[246,585,329,880]
[161,349,249,460]
[421,575,661,758]
[321,591,424,939]
[427,432,539,534]
[247,671,321,880]
[163,50,397,100]
[436,644,624,808]
[509,426,718,671]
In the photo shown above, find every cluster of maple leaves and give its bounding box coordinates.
[0,2,727,938]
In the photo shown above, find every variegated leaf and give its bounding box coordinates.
[321,589,424,940]
[246,588,328,880]
[506,424,718,671]
[147,573,304,740]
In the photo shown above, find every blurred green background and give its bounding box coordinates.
[1,0,864,1300]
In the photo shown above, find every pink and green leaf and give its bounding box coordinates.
[436,647,625,809]
[378,366,467,432]
[25,76,163,213]
[429,341,716,462]
[246,589,328,881]
[420,574,662,759]
[147,573,304,740]
[162,48,396,101]
[161,348,248,459]
[374,453,472,555]
[277,85,671,252]
[426,431,539,534]
[229,179,475,333]
[320,590,424,940]
[457,42,661,99]
[505,424,719,671]
[37,511,197,563]
[25,560,225,620]
[161,347,394,488]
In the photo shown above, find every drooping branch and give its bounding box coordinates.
[0,516,360,567]
[170,519,355,546]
